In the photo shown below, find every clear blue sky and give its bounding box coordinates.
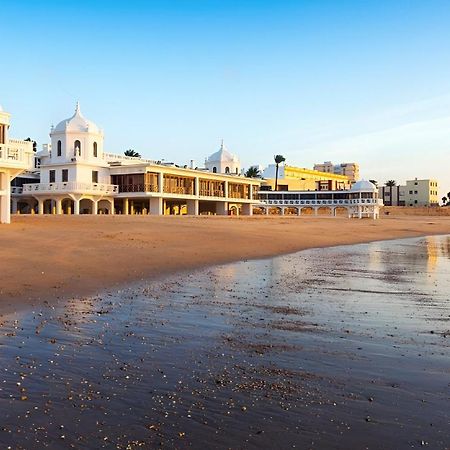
[1,0,450,195]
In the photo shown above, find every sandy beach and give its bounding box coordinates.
[1,215,450,313]
[0,235,449,449]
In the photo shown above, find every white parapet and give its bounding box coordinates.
[22,181,119,196]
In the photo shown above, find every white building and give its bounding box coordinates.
[0,105,34,223]
[258,180,382,219]
[205,140,241,175]
[13,104,260,216]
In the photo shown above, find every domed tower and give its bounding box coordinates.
[205,140,241,175]
[49,102,104,163]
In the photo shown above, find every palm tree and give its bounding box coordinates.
[369,179,378,187]
[385,180,396,206]
[124,149,141,158]
[244,166,261,178]
[442,196,448,206]
[274,155,286,191]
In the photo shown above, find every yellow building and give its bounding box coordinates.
[261,164,351,191]
[404,178,439,207]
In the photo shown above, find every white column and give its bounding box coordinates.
[224,181,229,199]
[0,172,11,224]
[110,199,115,215]
[150,197,163,215]
[56,198,62,215]
[123,198,129,215]
[158,173,164,194]
[92,200,98,215]
[194,177,199,196]
[74,199,80,215]
[38,198,44,215]
[187,199,199,215]
[297,208,301,216]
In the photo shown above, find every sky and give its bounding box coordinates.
[1,0,449,196]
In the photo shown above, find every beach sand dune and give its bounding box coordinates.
[1,215,449,313]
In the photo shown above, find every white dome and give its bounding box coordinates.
[53,103,101,134]
[351,180,376,191]
[207,140,239,164]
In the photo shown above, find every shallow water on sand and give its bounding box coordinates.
[0,236,449,449]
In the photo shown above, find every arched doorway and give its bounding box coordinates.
[317,206,333,216]
[80,198,94,214]
[62,198,75,214]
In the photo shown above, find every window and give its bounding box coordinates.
[49,170,55,183]
[57,140,62,156]
[414,200,418,204]
[414,190,418,194]
[62,169,68,182]
[212,167,217,173]
[74,140,81,156]
[225,166,230,174]
[92,170,98,183]
[409,190,413,194]
[93,142,98,157]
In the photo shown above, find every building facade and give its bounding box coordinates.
[261,164,351,191]
[13,105,260,216]
[258,180,381,219]
[378,185,406,206]
[0,105,34,223]
[378,179,439,207]
[313,161,360,182]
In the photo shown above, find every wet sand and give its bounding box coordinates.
[1,215,450,315]
[0,235,449,449]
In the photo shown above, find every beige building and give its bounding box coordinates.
[378,185,406,206]
[404,178,439,207]
[313,161,360,182]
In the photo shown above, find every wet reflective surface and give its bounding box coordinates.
[0,236,449,449]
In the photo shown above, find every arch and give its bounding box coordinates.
[252,206,266,215]
[43,199,55,214]
[268,206,282,215]
[61,198,75,214]
[317,206,333,216]
[98,199,112,215]
[74,140,81,156]
[212,167,217,173]
[93,142,98,157]
[79,198,94,214]
[284,207,299,215]
[225,166,230,174]
[300,206,314,215]
[334,206,348,217]
[57,140,62,156]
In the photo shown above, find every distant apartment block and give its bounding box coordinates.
[313,161,360,182]
[378,178,439,207]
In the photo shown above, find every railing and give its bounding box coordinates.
[163,186,194,195]
[119,184,159,193]
[11,186,23,194]
[22,182,119,195]
[104,153,159,165]
[0,141,34,169]
[199,189,224,197]
[262,198,379,206]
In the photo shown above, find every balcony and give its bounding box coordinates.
[22,182,119,196]
[0,140,34,170]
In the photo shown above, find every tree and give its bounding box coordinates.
[124,149,141,158]
[369,179,378,187]
[274,155,286,191]
[385,180,396,206]
[244,166,261,178]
